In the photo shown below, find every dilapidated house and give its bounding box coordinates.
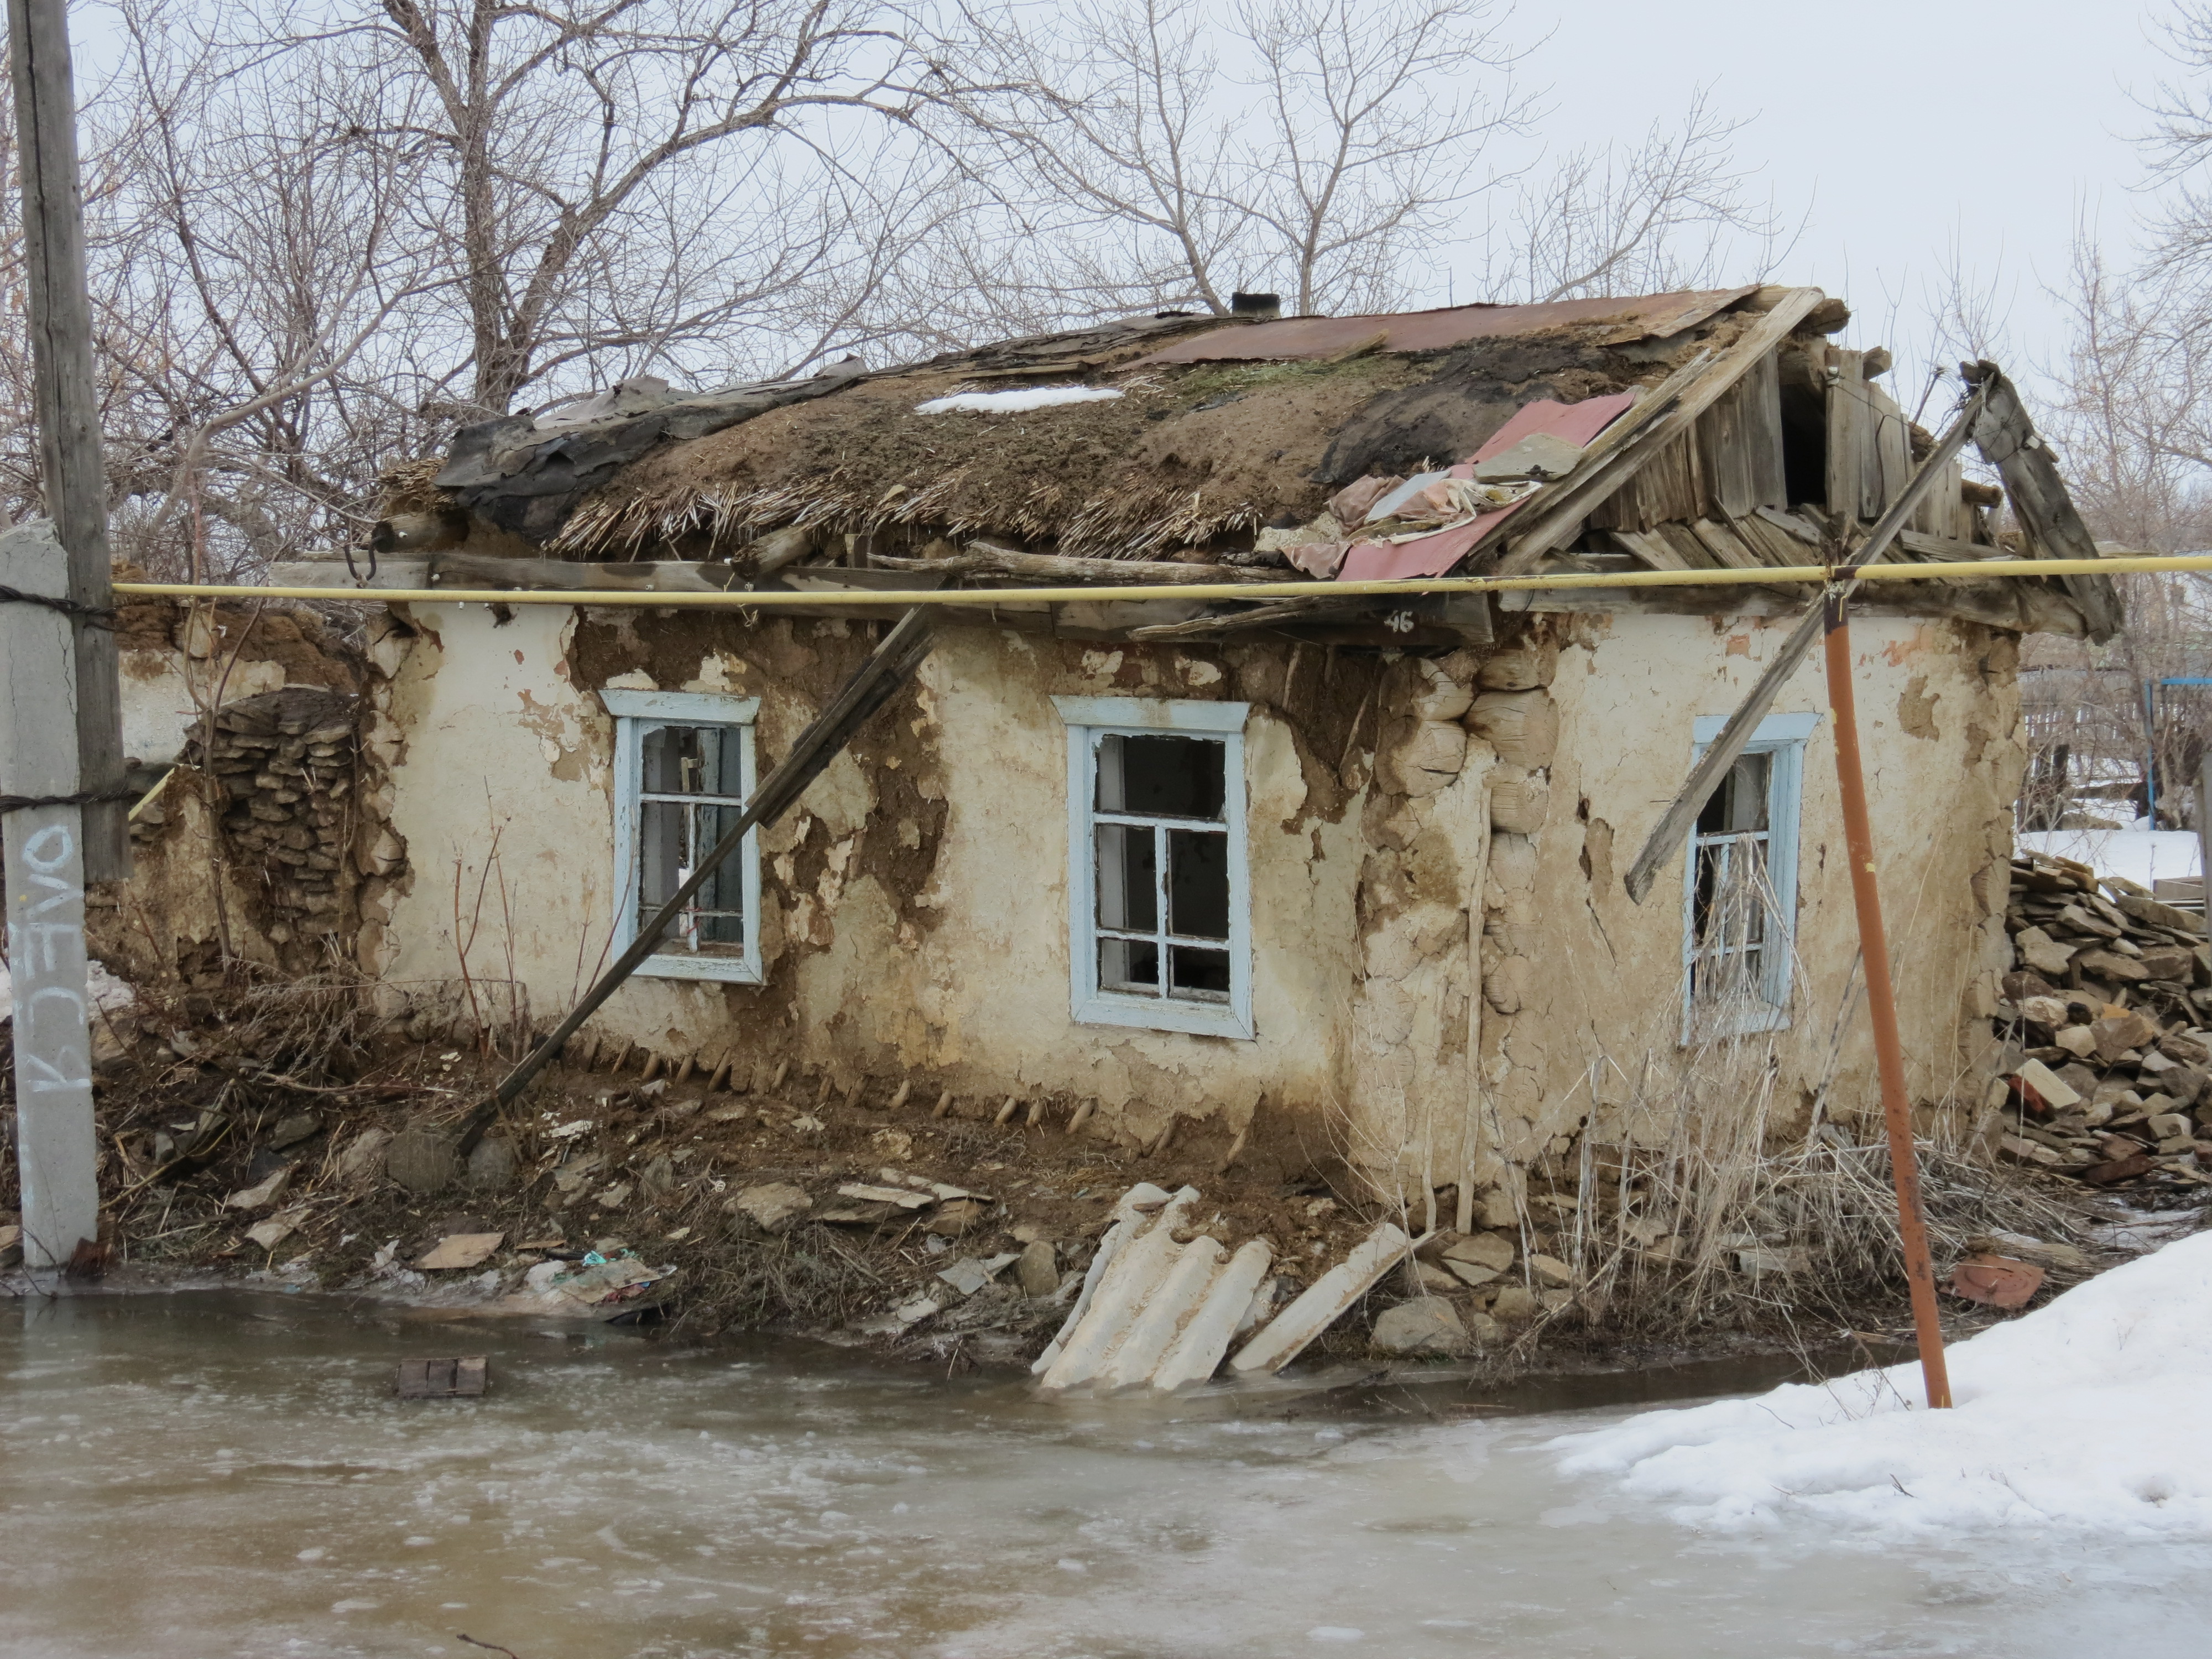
[106,284,2121,1224]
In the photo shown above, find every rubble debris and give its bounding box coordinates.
[1993,852,2212,1196]
[223,1167,291,1211]
[395,1356,488,1399]
[1371,1296,1472,1357]
[1016,1240,1059,1297]
[244,1207,310,1251]
[937,1253,1020,1297]
[1228,1222,1415,1377]
[1947,1253,2044,1309]
[498,1254,672,1314]
[728,1183,811,1232]
[268,1113,322,1151]
[386,1126,462,1194]
[415,1233,505,1271]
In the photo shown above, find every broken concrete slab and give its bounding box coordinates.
[1229,1222,1413,1376]
[1099,1235,1228,1390]
[415,1232,505,1271]
[1153,1238,1275,1392]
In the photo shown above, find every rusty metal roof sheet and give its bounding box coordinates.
[1131,287,1758,366]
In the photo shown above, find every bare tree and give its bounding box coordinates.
[959,0,1536,318]
[1488,87,1797,305]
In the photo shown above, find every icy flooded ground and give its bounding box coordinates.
[4,1293,2209,1659]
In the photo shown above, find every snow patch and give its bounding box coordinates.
[1552,1229,2212,1536]
[914,387,1124,415]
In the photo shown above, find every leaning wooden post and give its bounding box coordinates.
[8,0,128,881]
[1820,586,1952,1409]
[0,522,102,1271]
[2197,750,2212,915]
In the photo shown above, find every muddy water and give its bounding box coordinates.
[2,1291,2202,1658]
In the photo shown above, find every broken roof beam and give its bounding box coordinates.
[1474,288,1828,578]
[1961,361,2123,644]
[873,542,1282,587]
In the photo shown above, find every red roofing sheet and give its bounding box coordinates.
[1335,390,1639,582]
[1134,288,1755,366]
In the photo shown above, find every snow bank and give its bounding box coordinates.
[1553,1230,2212,1535]
[914,387,1124,415]
[2018,825,2200,889]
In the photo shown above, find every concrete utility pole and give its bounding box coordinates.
[1,525,100,1269]
[7,0,127,882]
[6,0,122,1270]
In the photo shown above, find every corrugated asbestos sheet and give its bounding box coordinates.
[1131,287,1759,366]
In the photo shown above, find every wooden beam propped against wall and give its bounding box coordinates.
[456,606,940,1151]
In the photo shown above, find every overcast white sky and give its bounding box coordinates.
[64,0,2171,404]
[1497,0,2161,397]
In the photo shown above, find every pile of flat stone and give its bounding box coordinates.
[1996,851,2212,1190]
[187,687,359,954]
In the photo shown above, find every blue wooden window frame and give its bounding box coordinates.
[1052,696,1254,1040]
[603,688,763,984]
[1682,711,1818,1037]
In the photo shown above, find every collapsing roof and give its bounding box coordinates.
[393,284,2120,640]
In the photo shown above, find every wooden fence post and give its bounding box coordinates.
[1,522,101,1270]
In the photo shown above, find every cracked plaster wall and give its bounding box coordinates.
[1474,609,2022,1194]
[348,599,2017,1206]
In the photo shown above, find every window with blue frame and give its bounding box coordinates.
[603,688,763,984]
[1052,697,1253,1040]
[1683,712,1816,1036]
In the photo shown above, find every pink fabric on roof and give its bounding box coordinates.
[1338,389,1640,581]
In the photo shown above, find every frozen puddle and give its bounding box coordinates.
[3,1292,2207,1658]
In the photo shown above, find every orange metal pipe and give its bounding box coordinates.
[1821,591,1953,1410]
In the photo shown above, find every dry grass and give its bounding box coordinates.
[1491,839,2099,1347]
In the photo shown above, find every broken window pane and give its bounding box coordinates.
[1095,734,1225,818]
[1695,750,1770,836]
[1095,824,1158,932]
[1170,946,1230,998]
[642,723,744,797]
[1100,937,1160,994]
[1166,828,1230,941]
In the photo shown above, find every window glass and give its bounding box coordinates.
[1062,705,1249,1034]
[1089,733,1232,1008]
[636,723,748,959]
[1684,735,1800,1034]
[1096,733,1225,818]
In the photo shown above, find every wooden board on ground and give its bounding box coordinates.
[396,1356,489,1398]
